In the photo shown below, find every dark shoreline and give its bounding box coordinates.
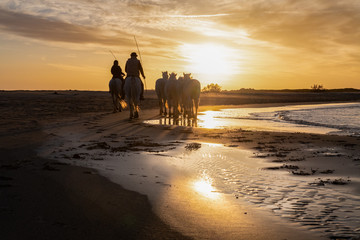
[0,90,193,239]
[0,119,192,240]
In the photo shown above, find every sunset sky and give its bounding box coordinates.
[0,0,359,90]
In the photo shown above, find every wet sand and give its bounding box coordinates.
[1,90,360,239]
[0,91,191,240]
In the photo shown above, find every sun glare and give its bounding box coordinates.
[181,43,236,75]
[180,43,240,86]
[197,111,220,129]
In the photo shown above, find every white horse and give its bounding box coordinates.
[124,76,142,119]
[176,76,185,115]
[182,73,201,118]
[109,78,125,113]
[164,72,179,117]
[155,71,168,115]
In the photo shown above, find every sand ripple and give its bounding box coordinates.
[169,143,360,239]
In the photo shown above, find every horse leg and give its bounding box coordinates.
[134,109,139,118]
[170,99,174,117]
[170,102,173,117]
[111,94,117,113]
[194,98,199,118]
[190,99,194,118]
[184,98,189,118]
[129,103,134,119]
[174,99,179,119]
[115,95,120,112]
[158,99,163,115]
[167,101,171,117]
[180,101,183,116]
[117,94,122,112]
[162,99,165,116]
[163,99,167,116]
[133,102,139,119]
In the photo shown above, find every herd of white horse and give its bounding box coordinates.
[109,72,201,120]
[156,72,201,119]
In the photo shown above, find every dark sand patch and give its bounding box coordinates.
[0,91,191,240]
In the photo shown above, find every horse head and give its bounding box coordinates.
[183,73,192,79]
[162,71,169,80]
[169,72,177,80]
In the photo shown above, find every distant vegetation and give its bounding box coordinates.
[189,82,358,94]
[310,84,325,91]
[202,83,222,93]
[200,84,359,93]
[222,88,360,93]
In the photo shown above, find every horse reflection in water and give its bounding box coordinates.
[158,116,198,127]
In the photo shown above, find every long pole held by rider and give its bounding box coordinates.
[134,36,147,90]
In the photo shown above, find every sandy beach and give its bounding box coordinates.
[1,90,360,240]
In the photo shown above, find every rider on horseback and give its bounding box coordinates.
[111,60,125,79]
[110,60,126,99]
[125,52,145,100]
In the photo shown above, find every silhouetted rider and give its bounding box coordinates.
[125,52,145,100]
[111,60,126,98]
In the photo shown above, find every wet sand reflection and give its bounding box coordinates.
[145,107,339,134]
[158,116,198,127]
[192,172,220,200]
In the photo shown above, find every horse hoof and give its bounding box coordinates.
[134,112,139,118]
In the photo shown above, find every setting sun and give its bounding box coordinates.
[179,43,241,85]
[180,43,237,74]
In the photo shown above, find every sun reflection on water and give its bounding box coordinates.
[192,174,220,199]
[197,111,220,129]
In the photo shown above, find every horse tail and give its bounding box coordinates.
[120,99,127,109]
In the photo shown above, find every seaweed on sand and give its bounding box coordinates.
[185,143,201,151]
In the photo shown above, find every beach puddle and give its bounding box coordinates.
[46,137,360,240]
